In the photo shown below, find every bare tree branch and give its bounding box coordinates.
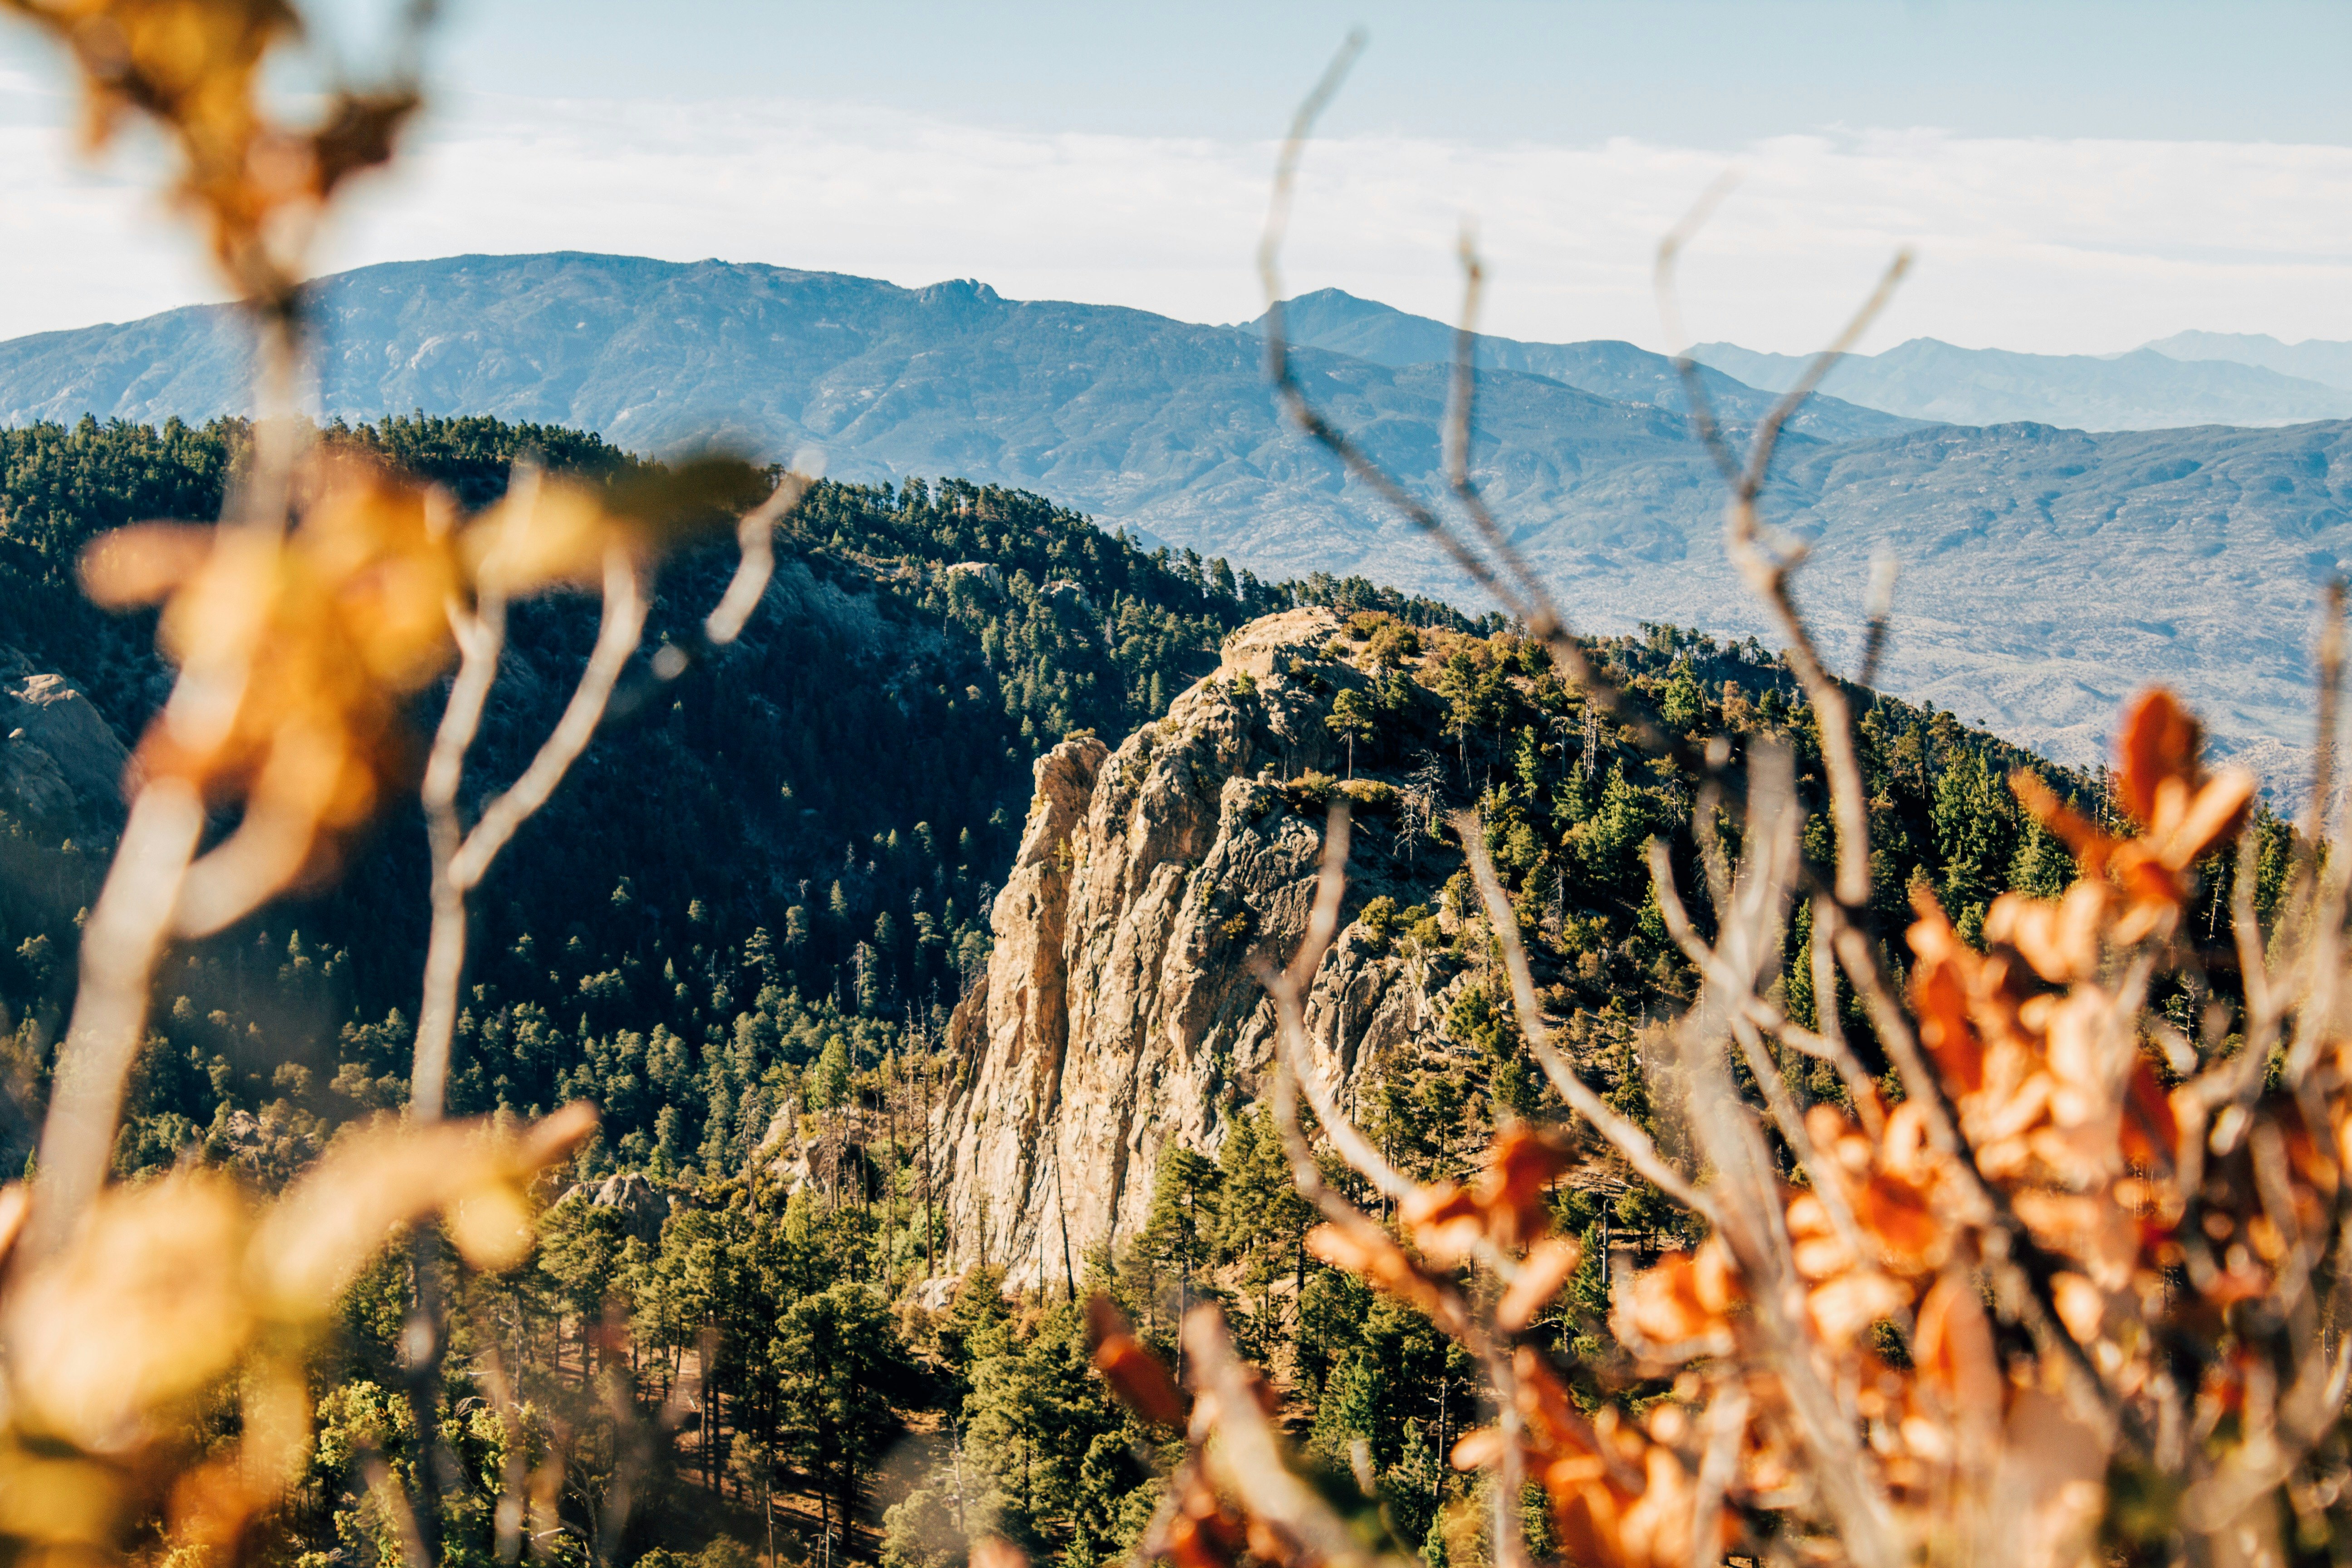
[25,779,207,1257]
[1654,188,1910,911]
[1856,549,1898,691]
[1455,811,1714,1220]
[1253,805,1415,1207]
[704,468,816,647]
[412,545,643,1122]
[1261,38,1693,773]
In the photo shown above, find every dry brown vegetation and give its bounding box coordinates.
[1072,42,2352,1568]
[0,0,807,1559]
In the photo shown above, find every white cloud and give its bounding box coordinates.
[3,87,2351,355]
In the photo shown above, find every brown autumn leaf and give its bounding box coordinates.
[1806,1269,1911,1347]
[0,0,418,306]
[1086,1294,1185,1427]
[1907,902,1989,1094]
[1303,1219,1468,1337]
[2010,690,2250,944]
[251,1101,597,1316]
[1984,882,2109,987]
[0,1104,593,1553]
[1399,1124,1570,1266]
[1911,1270,2002,1413]
[5,1170,253,1450]
[1496,1234,1583,1332]
[81,458,464,913]
[461,455,764,596]
[970,1537,1030,1568]
[2117,688,2203,827]
[1611,1240,1740,1354]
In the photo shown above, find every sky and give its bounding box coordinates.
[0,0,2348,354]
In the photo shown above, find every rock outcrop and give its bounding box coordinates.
[554,1170,675,1247]
[938,608,1455,1287]
[0,652,130,839]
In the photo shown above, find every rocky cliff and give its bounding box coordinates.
[0,650,128,840]
[937,608,1459,1288]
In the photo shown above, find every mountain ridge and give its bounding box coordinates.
[2143,330,2352,394]
[1690,336,2352,430]
[4,252,2352,804]
[1248,286,1922,443]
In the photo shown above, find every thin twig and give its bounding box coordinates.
[704,469,815,647]
[1857,549,1898,691]
[1253,806,1416,1205]
[446,547,647,896]
[1183,1305,1404,1568]
[1456,813,1714,1220]
[1260,34,1693,771]
[1689,1382,1750,1568]
[1643,836,1868,1265]
[25,779,207,1258]
[1808,895,1883,1136]
[1655,190,1910,911]
[412,547,642,1120]
[411,584,509,1122]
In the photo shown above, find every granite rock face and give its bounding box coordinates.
[556,1170,675,1248]
[937,608,1450,1288]
[0,654,130,838]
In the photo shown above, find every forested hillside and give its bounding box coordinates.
[0,413,1482,1174]
[0,416,2293,1568]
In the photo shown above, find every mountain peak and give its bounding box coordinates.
[1254,286,1408,340]
[918,277,1003,307]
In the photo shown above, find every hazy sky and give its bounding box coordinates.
[1,0,2348,353]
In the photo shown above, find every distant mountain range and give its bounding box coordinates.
[1692,337,2352,430]
[2142,330,2352,393]
[1253,289,1922,443]
[1,250,2349,804]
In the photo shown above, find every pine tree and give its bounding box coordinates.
[1327,687,1376,779]
[1132,1147,1219,1362]
[778,1281,913,1538]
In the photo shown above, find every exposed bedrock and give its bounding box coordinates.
[938,608,1454,1288]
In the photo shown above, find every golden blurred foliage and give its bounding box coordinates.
[75,449,764,934]
[0,0,416,312]
[0,1104,595,1559]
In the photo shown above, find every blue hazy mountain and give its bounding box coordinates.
[1247,287,1922,443]
[1690,336,2352,431]
[2143,331,2352,394]
[2,250,2351,800]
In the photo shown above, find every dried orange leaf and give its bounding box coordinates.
[970,1537,1031,1568]
[462,455,764,595]
[251,1103,594,1317]
[1087,1294,1185,1426]
[1806,1269,1911,1347]
[2117,688,2201,828]
[6,1171,253,1448]
[78,520,215,608]
[1304,1218,1470,1338]
[1497,1234,1582,1332]
[1612,1243,1740,1353]
[1451,1425,1508,1471]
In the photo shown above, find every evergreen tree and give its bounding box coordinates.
[1327,686,1376,778]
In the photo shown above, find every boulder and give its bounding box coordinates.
[558,1170,672,1247]
[942,561,1006,597]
